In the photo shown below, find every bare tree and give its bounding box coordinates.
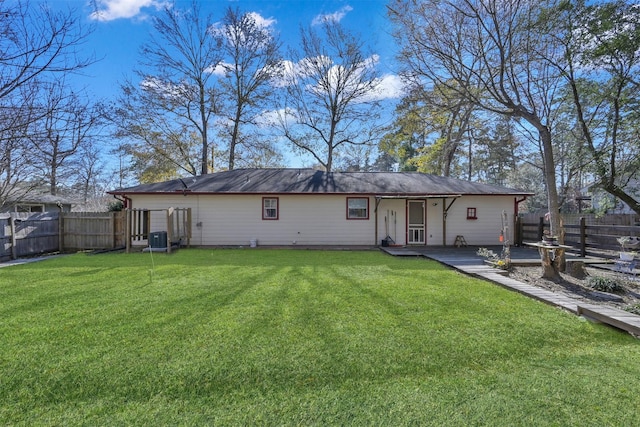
[0,0,94,207]
[389,0,565,243]
[0,1,93,100]
[277,21,385,172]
[0,110,38,209]
[27,80,104,195]
[213,7,282,170]
[114,1,221,177]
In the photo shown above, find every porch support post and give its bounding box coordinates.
[442,198,446,246]
[442,197,458,246]
[374,197,382,246]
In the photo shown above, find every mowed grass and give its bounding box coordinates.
[1,249,639,425]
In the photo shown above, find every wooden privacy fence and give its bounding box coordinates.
[1,212,60,260]
[517,214,640,257]
[1,211,125,261]
[62,211,125,251]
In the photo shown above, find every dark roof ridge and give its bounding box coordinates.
[109,168,532,196]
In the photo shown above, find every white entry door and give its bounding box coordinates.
[407,200,425,244]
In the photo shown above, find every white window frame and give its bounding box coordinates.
[262,197,279,220]
[347,197,369,220]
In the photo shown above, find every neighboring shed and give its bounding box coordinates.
[108,168,532,248]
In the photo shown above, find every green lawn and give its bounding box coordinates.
[1,249,639,425]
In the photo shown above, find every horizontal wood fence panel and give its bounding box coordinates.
[518,215,640,256]
[520,213,640,226]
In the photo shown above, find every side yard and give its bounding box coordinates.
[1,249,639,425]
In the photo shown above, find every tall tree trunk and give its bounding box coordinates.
[228,104,242,171]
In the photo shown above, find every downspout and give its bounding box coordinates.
[514,196,527,214]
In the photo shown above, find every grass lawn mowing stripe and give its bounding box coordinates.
[1,249,639,425]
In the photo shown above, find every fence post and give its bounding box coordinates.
[59,212,64,253]
[110,212,116,249]
[125,209,131,253]
[10,214,17,260]
[537,217,544,241]
[166,207,174,254]
[580,217,586,258]
[186,208,192,247]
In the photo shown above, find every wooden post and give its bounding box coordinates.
[58,212,64,253]
[442,198,446,246]
[10,214,17,260]
[185,208,192,247]
[579,217,586,258]
[125,209,131,253]
[109,212,115,249]
[167,207,174,254]
[537,216,544,241]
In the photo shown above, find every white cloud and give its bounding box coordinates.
[89,0,170,22]
[246,12,276,29]
[312,5,353,26]
[205,62,231,76]
[209,11,277,49]
[254,108,293,128]
[367,74,407,102]
[274,54,404,102]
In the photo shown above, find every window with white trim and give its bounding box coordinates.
[347,197,369,219]
[263,197,279,220]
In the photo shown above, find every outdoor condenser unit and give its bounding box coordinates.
[149,231,167,248]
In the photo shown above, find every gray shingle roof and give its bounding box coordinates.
[109,168,532,196]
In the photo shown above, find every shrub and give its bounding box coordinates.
[586,276,625,294]
[108,200,124,212]
[625,303,640,315]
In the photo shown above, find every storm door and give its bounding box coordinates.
[407,200,425,244]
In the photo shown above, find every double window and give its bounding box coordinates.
[347,197,369,219]
[262,197,279,220]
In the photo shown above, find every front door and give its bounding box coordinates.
[407,200,425,244]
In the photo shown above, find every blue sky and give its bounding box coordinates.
[62,0,402,102]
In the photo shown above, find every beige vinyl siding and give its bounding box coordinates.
[441,195,515,246]
[426,201,444,245]
[129,194,377,246]
[126,193,516,247]
[377,199,407,245]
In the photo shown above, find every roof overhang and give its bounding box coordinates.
[375,194,462,199]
